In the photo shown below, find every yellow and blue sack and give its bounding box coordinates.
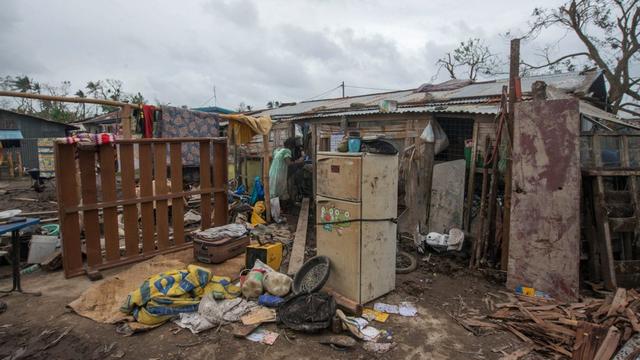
[120,264,240,325]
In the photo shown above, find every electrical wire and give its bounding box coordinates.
[302,84,343,101]
[344,85,400,92]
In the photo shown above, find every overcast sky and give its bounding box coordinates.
[1,0,581,111]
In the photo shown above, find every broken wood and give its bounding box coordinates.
[287,197,309,275]
[593,326,621,360]
[323,286,363,316]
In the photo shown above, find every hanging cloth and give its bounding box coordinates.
[142,105,156,138]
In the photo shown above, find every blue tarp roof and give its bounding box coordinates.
[0,130,23,140]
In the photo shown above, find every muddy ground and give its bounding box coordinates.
[0,177,528,360]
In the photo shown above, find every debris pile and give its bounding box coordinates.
[462,288,640,359]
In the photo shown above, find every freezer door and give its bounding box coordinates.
[316,196,361,302]
[316,154,361,201]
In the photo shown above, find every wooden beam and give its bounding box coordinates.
[0,90,141,108]
[464,122,479,232]
[502,38,520,272]
[288,197,310,275]
[120,105,132,139]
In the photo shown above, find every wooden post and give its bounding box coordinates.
[311,124,317,198]
[501,38,520,271]
[121,104,132,139]
[592,135,616,289]
[464,122,479,231]
[471,136,491,269]
[7,149,14,177]
[263,134,271,222]
[16,150,23,177]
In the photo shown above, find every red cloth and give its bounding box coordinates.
[142,105,156,138]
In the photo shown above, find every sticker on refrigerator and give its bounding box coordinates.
[320,206,351,232]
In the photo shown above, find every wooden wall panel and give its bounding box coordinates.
[507,99,581,301]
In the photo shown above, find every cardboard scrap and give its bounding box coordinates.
[245,327,279,345]
[363,308,389,323]
[241,307,276,325]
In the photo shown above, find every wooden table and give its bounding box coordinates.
[0,218,41,296]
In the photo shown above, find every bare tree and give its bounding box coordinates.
[523,0,640,116]
[436,38,501,81]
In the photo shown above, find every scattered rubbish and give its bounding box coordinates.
[174,295,257,333]
[245,327,279,345]
[20,264,40,275]
[363,341,397,354]
[263,271,292,297]
[399,302,418,317]
[461,288,640,358]
[232,323,260,338]
[362,308,389,323]
[613,333,640,359]
[336,309,380,341]
[27,235,59,264]
[258,294,284,308]
[373,302,417,317]
[241,259,274,298]
[0,209,22,220]
[278,292,336,332]
[416,228,465,253]
[373,302,398,314]
[318,335,357,349]
[515,285,551,299]
[40,224,59,236]
[292,256,330,294]
[241,307,277,326]
[183,210,201,225]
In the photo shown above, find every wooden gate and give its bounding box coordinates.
[54,137,228,278]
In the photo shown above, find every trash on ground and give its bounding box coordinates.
[373,302,399,314]
[263,271,292,297]
[241,306,277,325]
[173,296,257,334]
[292,256,331,294]
[363,341,397,354]
[336,309,380,341]
[362,308,389,323]
[245,327,279,345]
[398,302,418,317]
[258,294,284,308]
[317,335,357,349]
[277,292,336,332]
[514,285,552,299]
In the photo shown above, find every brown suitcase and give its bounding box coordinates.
[193,235,250,264]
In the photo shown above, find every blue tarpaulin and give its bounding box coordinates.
[0,130,23,140]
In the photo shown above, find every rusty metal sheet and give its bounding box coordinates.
[507,99,581,301]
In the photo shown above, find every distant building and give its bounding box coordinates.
[0,109,77,170]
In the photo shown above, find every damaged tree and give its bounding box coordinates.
[524,0,640,117]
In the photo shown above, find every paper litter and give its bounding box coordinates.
[246,327,279,345]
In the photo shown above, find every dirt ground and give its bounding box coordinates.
[0,177,525,359]
[0,254,526,360]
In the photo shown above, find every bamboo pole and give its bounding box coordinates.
[0,91,142,108]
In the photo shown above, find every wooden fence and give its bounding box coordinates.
[54,137,228,278]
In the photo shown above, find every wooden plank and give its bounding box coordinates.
[120,143,139,256]
[584,183,601,282]
[213,142,228,226]
[593,326,621,360]
[78,149,102,268]
[621,136,640,254]
[571,321,607,360]
[610,217,637,232]
[465,121,479,232]
[54,143,83,278]
[592,135,617,289]
[114,137,227,144]
[288,197,310,275]
[64,188,224,213]
[583,169,640,176]
[139,143,155,253]
[154,143,170,250]
[170,143,184,245]
[507,99,581,301]
[199,141,212,230]
[98,144,120,262]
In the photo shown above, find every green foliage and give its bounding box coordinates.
[0,75,145,123]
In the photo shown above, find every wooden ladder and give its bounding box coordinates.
[587,134,640,289]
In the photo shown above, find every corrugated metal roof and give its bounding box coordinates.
[256,70,603,120]
[0,129,23,140]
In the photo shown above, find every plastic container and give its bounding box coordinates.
[348,131,361,153]
[28,235,59,264]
